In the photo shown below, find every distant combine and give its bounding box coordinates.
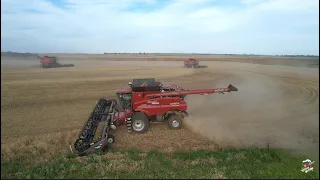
[38,56,74,68]
[184,58,200,68]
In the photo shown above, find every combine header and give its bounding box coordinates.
[74,78,238,155]
[38,56,74,68]
[184,58,199,68]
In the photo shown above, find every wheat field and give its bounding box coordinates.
[1,55,319,160]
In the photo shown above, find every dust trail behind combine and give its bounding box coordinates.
[183,62,319,155]
[1,57,39,67]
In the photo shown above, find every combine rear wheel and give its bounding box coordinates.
[131,112,149,133]
[168,115,182,130]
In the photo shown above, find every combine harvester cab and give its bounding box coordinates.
[74,78,238,155]
[39,56,74,68]
[184,58,199,68]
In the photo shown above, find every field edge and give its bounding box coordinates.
[1,148,318,179]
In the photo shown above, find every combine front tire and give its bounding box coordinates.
[131,112,149,133]
[168,115,182,130]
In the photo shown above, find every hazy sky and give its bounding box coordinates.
[1,0,319,55]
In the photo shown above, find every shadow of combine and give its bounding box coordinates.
[182,65,208,69]
[197,65,208,68]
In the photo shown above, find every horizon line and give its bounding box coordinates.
[1,51,319,57]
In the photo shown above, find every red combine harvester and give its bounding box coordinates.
[184,58,199,68]
[74,78,238,155]
[38,56,74,68]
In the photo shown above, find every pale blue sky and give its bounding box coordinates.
[1,0,319,55]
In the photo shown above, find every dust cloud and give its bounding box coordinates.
[183,68,319,154]
[1,57,39,67]
[1,56,184,68]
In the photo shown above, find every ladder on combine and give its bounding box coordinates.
[74,98,117,155]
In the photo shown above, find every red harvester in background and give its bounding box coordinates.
[38,56,74,68]
[184,58,199,68]
[74,78,238,155]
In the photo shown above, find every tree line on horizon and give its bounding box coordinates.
[103,52,319,57]
[1,51,38,56]
[1,51,318,58]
